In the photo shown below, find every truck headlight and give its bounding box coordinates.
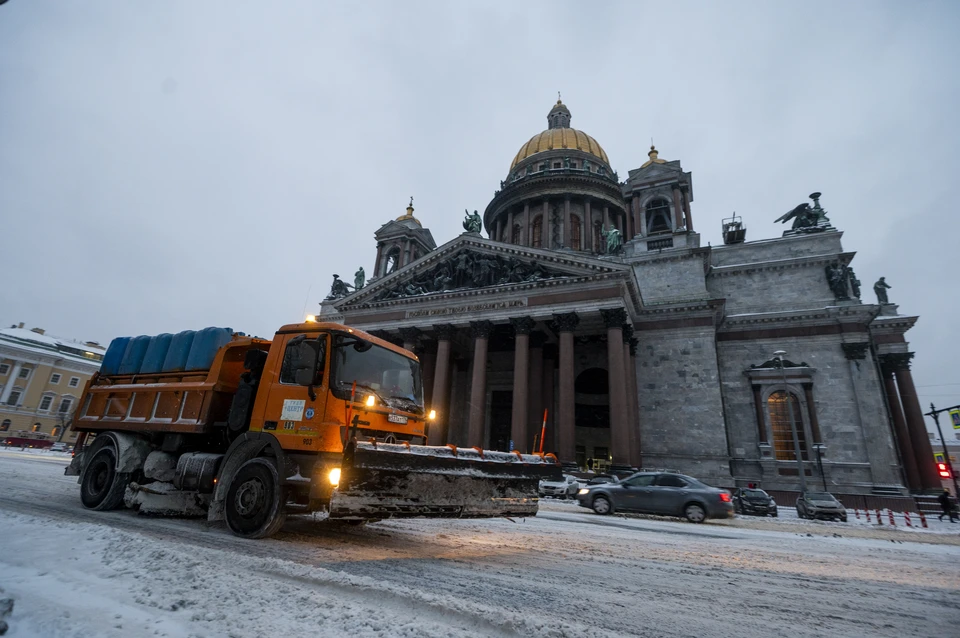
[578,488,589,495]
[428,409,436,420]
[328,468,341,486]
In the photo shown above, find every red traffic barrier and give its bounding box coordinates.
[903,511,912,527]
[918,510,928,529]
[876,509,883,525]
[888,509,896,526]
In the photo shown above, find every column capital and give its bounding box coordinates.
[433,323,456,341]
[621,323,635,343]
[628,337,638,357]
[530,331,548,349]
[841,342,869,360]
[510,317,537,336]
[398,327,421,342]
[553,312,580,333]
[600,307,628,329]
[879,352,914,371]
[470,320,494,339]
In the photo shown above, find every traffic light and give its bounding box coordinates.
[937,462,952,479]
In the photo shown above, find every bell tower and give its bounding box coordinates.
[371,198,437,281]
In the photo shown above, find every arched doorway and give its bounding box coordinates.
[575,368,610,471]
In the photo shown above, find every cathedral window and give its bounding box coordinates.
[570,215,581,251]
[645,198,672,234]
[767,390,809,461]
[553,162,561,169]
[532,215,543,248]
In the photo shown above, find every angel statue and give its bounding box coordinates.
[601,225,622,254]
[463,209,483,234]
[775,192,831,231]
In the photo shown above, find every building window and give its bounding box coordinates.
[39,395,54,411]
[570,161,577,169]
[553,162,561,169]
[0,419,9,431]
[68,377,80,388]
[5,389,22,406]
[51,426,62,437]
[18,367,30,380]
[767,390,809,461]
[512,223,522,244]
[31,423,41,433]
[532,215,543,248]
[645,198,672,234]
[50,373,62,384]
[57,397,73,414]
[0,364,9,375]
[570,214,581,251]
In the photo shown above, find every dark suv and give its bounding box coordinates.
[732,487,778,517]
[576,472,734,523]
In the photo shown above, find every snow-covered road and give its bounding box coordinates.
[1,450,958,638]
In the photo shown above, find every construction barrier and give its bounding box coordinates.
[918,510,928,528]
[904,511,912,527]
[888,509,896,525]
[876,509,882,524]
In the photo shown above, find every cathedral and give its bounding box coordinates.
[319,99,937,499]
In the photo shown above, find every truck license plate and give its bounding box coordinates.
[387,414,408,424]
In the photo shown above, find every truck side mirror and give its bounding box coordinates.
[353,339,372,353]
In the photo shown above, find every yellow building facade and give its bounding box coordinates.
[0,323,104,446]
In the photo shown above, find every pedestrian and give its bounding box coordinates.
[937,489,958,523]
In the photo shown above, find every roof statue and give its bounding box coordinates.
[325,274,352,300]
[354,266,365,291]
[601,225,623,255]
[463,209,482,234]
[775,192,832,234]
[874,276,891,305]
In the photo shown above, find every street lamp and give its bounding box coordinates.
[926,403,960,498]
[774,350,807,493]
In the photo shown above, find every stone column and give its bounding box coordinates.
[429,324,455,445]
[510,317,536,451]
[564,198,571,248]
[554,313,579,463]
[671,185,684,230]
[0,361,23,404]
[601,308,630,468]
[603,206,610,233]
[467,321,494,448]
[528,332,546,449]
[583,197,593,253]
[682,186,693,231]
[523,203,530,246]
[879,360,921,490]
[544,201,552,249]
[507,210,515,244]
[633,197,644,238]
[542,343,557,453]
[887,353,940,490]
[399,327,420,353]
[622,325,639,467]
[420,343,437,409]
[624,205,633,239]
[495,219,502,243]
[628,337,641,464]
[374,244,384,278]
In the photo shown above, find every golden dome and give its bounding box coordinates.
[395,197,422,226]
[509,127,609,171]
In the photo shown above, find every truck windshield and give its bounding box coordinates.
[331,337,423,414]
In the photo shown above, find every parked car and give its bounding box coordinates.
[50,442,70,453]
[796,492,847,522]
[576,472,734,523]
[732,487,778,517]
[539,474,581,499]
[585,474,620,486]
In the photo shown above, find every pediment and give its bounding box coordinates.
[626,162,682,183]
[338,235,630,309]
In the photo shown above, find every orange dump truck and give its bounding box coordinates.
[66,322,559,537]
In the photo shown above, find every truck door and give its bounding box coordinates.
[261,332,328,453]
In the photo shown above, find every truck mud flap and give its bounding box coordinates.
[328,441,562,520]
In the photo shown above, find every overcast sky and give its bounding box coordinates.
[1,2,957,432]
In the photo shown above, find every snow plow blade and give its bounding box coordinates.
[328,441,562,520]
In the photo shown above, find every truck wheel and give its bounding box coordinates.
[80,446,130,511]
[225,458,286,539]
